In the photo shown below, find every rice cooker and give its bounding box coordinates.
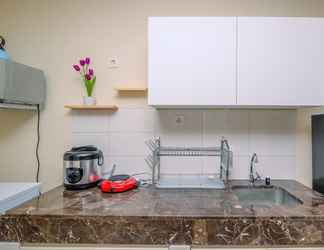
[63,146,103,190]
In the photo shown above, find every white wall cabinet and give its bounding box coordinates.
[238,17,324,106]
[148,17,237,106]
[148,16,324,107]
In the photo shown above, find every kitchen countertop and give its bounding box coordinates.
[1,180,324,246]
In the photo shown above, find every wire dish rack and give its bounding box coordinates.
[145,137,232,189]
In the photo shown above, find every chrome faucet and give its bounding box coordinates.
[220,137,231,184]
[249,153,261,184]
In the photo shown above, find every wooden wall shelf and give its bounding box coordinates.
[114,86,148,92]
[64,105,118,111]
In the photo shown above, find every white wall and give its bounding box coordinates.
[72,107,296,180]
[0,0,323,191]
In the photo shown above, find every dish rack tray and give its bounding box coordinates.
[145,137,232,189]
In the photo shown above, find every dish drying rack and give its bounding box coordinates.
[145,137,232,189]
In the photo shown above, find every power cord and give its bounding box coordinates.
[36,104,40,183]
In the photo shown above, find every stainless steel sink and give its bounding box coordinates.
[232,185,303,206]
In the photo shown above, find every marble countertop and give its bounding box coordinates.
[4,180,324,218]
[1,180,324,246]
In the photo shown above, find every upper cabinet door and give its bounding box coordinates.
[148,17,237,107]
[238,17,324,106]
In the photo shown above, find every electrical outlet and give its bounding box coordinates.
[108,57,119,68]
[175,114,185,126]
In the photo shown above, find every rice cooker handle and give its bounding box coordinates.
[0,36,5,49]
[98,150,104,166]
[72,145,97,152]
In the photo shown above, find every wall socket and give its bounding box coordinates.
[108,57,119,68]
[175,114,185,126]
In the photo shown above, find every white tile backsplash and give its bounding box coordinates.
[155,110,203,146]
[109,132,153,156]
[249,110,296,156]
[104,156,150,176]
[256,156,296,179]
[71,110,109,132]
[203,110,249,155]
[230,156,251,179]
[109,108,156,132]
[70,107,297,180]
[203,110,227,145]
[71,133,109,154]
[202,157,220,175]
[160,157,203,174]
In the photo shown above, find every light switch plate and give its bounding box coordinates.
[169,245,191,250]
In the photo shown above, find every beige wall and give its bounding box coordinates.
[0,0,323,192]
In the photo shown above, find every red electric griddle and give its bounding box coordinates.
[99,165,138,193]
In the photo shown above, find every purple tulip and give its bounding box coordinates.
[88,68,94,76]
[85,74,91,81]
[85,57,90,65]
[73,64,80,72]
[80,59,85,66]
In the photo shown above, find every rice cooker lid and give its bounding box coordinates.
[64,146,101,161]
